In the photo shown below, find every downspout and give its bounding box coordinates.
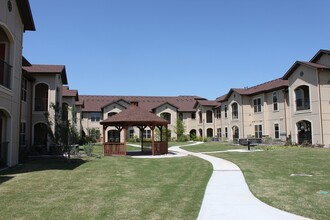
[241,95,244,138]
[317,70,324,145]
[283,89,288,139]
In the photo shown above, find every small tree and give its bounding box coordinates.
[86,128,101,143]
[174,118,186,141]
[45,103,79,162]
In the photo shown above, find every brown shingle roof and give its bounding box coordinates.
[309,49,330,63]
[79,95,201,112]
[62,86,79,101]
[100,104,169,126]
[16,0,36,31]
[22,64,68,84]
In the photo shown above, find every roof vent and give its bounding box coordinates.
[131,101,139,106]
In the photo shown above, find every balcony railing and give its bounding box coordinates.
[296,99,310,111]
[35,98,48,111]
[0,59,12,90]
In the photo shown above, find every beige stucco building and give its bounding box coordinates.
[0,0,35,166]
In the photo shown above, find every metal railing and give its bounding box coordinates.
[0,59,12,90]
[296,99,310,111]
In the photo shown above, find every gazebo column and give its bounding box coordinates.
[166,125,168,153]
[123,126,127,155]
[102,125,107,155]
[151,126,155,155]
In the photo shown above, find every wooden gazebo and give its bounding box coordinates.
[100,102,169,156]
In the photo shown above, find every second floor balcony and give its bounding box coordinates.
[296,99,310,111]
[0,59,12,90]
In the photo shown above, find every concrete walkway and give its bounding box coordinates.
[169,143,310,220]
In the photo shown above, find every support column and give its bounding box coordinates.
[102,125,106,156]
[123,127,127,155]
[151,126,155,155]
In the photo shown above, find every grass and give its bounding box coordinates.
[0,153,211,219]
[181,141,245,152]
[208,146,330,220]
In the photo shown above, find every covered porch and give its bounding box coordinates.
[100,103,169,156]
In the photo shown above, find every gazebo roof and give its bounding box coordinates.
[100,104,169,127]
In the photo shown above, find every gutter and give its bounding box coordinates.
[317,70,324,145]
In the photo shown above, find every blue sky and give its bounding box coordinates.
[24,0,330,100]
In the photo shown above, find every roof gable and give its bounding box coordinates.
[22,64,68,84]
[16,0,35,31]
[283,61,330,79]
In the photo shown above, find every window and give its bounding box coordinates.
[207,128,213,137]
[62,103,68,121]
[295,85,310,111]
[108,112,117,118]
[253,98,262,113]
[191,112,196,119]
[231,103,238,119]
[161,112,171,124]
[143,130,151,139]
[255,125,262,138]
[129,129,134,138]
[216,107,221,119]
[35,83,48,111]
[179,113,183,120]
[224,105,227,118]
[274,124,279,139]
[206,110,213,123]
[225,127,228,138]
[273,92,278,111]
[199,111,202,123]
[217,128,222,138]
[91,112,101,122]
[0,42,12,89]
[21,78,27,102]
[19,122,26,145]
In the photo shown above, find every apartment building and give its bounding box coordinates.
[0,0,35,166]
[283,50,330,146]
[78,50,330,147]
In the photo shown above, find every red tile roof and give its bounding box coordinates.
[22,64,68,84]
[100,104,169,126]
[79,95,202,112]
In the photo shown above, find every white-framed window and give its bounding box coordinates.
[129,129,134,138]
[206,110,213,123]
[21,78,27,102]
[255,124,262,138]
[224,105,228,118]
[274,123,279,139]
[231,103,238,119]
[273,92,278,111]
[143,130,151,139]
[216,107,221,119]
[253,98,262,113]
[91,112,101,122]
[217,128,222,137]
[19,122,26,145]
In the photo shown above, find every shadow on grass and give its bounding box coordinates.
[0,157,86,184]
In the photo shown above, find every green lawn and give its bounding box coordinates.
[0,153,211,220]
[209,146,330,220]
[181,141,245,152]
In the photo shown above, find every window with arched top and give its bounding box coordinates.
[206,110,213,123]
[160,112,171,124]
[0,27,12,89]
[231,103,238,119]
[295,85,310,111]
[35,83,49,111]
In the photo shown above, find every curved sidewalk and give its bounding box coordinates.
[170,145,310,220]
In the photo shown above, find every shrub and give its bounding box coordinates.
[84,143,94,156]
